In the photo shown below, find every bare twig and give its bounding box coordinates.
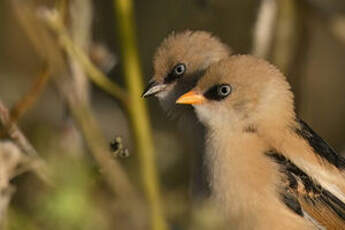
[0,100,49,184]
[13,1,159,228]
[10,64,50,122]
[41,10,128,107]
[113,0,167,230]
[59,82,137,200]
[30,4,138,200]
[271,0,299,73]
[42,9,166,228]
[53,0,138,202]
[55,77,146,229]
[55,0,69,24]
[68,0,92,103]
[11,1,66,75]
[14,0,138,201]
[0,142,21,229]
[252,0,278,58]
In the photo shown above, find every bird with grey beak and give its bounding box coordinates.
[142,31,231,199]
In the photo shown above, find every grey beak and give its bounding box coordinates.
[142,80,167,98]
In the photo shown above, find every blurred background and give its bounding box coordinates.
[0,0,344,229]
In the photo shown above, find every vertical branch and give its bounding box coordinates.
[38,3,137,201]
[253,0,304,110]
[58,85,137,201]
[271,0,299,73]
[113,1,167,230]
[0,100,49,183]
[68,0,92,103]
[252,0,278,58]
[10,64,50,122]
[272,0,307,111]
[54,72,145,229]
[13,0,139,207]
[0,142,20,230]
[42,11,128,106]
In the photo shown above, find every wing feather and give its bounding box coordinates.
[267,151,345,229]
[295,118,345,170]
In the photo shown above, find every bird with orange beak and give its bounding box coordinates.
[143,31,231,198]
[177,55,345,229]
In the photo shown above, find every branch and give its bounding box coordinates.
[41,10,129,107]
[0,100,49,184]
[252,0,278,58]
[60,85,137,200]
[35,5,139,201]
[271,0,299,73]
[10,64,50,122]
[68,0,92,103]
[0,141,19,229]
[11,2,144,226]
[13,0,139,200]
[113,1,168,230]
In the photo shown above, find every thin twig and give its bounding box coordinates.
[11,1,66,74]
[67,93,137,200]
[113,0,168,230]
[37,5,138,200]
[55,0,139,206]
[0,100,49,184]
[11,2,144,226]
[10,64,50,122]
[271,0,299,73]
[55,77,145,229]
[42,10,129,108]
[68,0,92,103]
[0,141,21,229]
[55,0,69,24]
[252,0,278,58]
[14,0,138,203]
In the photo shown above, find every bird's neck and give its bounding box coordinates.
[205,127,279,220]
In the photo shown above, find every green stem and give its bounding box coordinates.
[113,1,167,230]
[44,14,129,107]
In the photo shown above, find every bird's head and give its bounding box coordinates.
[142,31,230,114]
[176,55,296,132]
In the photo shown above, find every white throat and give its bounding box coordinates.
[204,125,283,226]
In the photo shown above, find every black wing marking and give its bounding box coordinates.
[266,150,345,226]
[295,118,345,170]
[281,192,304,216]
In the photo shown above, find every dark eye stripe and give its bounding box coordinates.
[204,84,232,101]
[164,63,186,84]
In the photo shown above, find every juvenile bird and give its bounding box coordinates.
[176,55,345,229]
[143,31,231,198]
[142,30,230,115]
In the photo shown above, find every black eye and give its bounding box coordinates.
[204,84,232,101]
[174,63,186,76]
[164,63,187,84]
[217,84,232,97]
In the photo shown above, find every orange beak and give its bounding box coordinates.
[176,90,206,105]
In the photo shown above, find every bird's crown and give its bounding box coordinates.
[152,30,231,84]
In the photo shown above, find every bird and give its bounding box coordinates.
[142,31,231,198]
[176,55,345,229]
[142,30,231,115]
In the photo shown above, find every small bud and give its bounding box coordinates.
[109,136,130,159]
